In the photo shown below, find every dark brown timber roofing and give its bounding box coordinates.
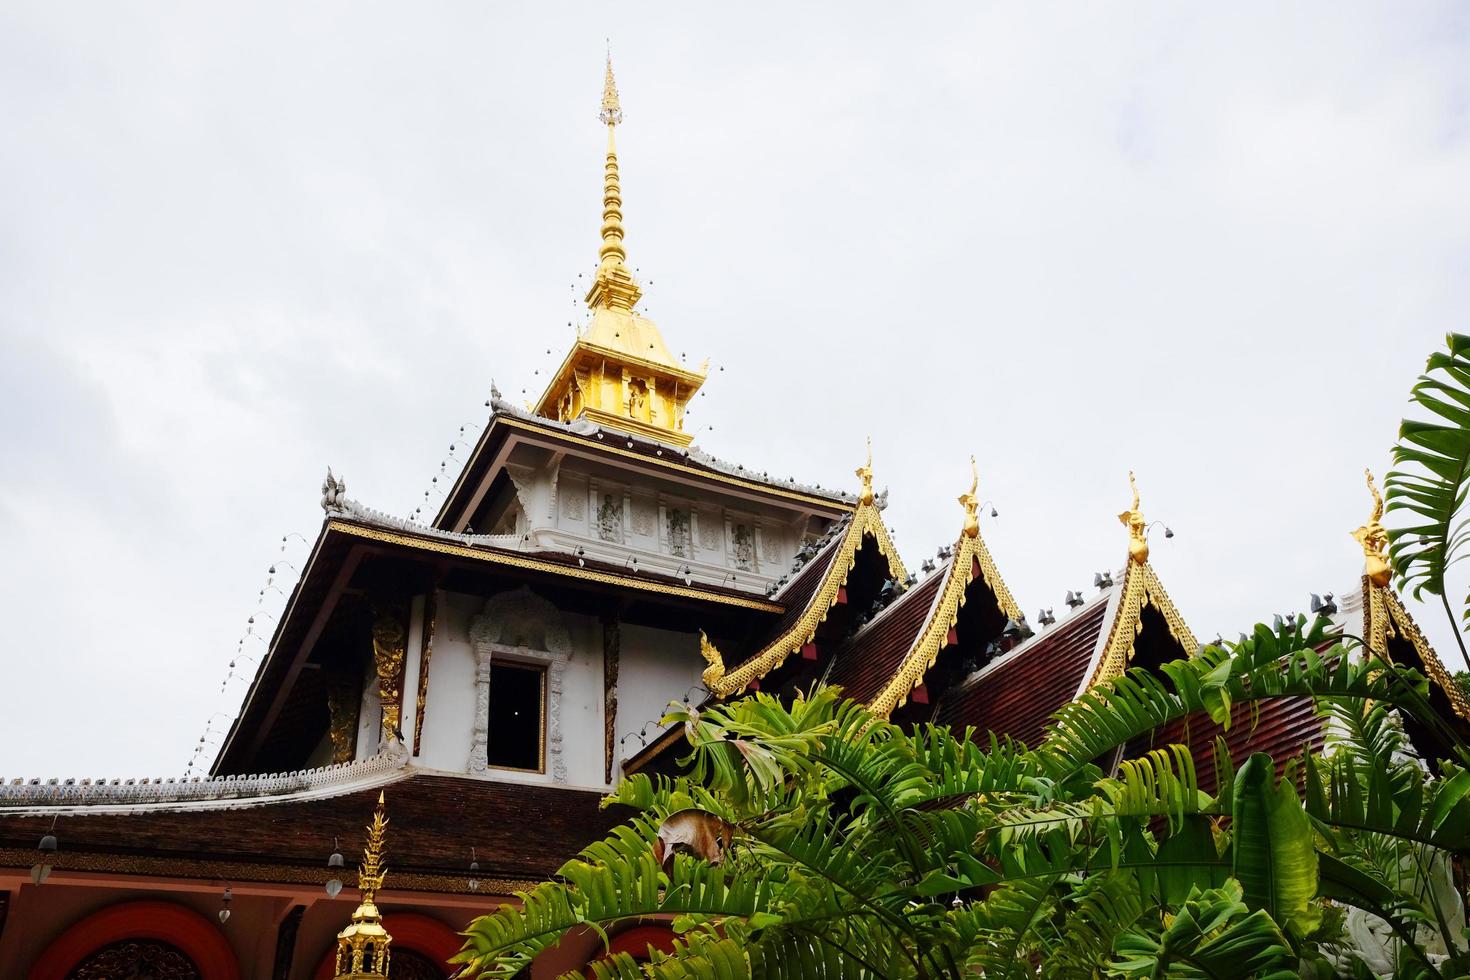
[939,602,1108,748]
[827,573,944,704]
[0,773,619,886]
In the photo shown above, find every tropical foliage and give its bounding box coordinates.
[453,618,1470,979]
[1386,331,1470,659]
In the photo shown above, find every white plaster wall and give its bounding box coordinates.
[615,623,704,779]
[416,591,480,773]
[415,589,609,791]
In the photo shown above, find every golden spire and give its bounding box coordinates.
[333,792,392,979]
[856,438,875,506]
[1352,468,1392,589]
[959,456,981,539]
[1118,471,1149,565]
[586,50,641,312]
[530,53,706,446]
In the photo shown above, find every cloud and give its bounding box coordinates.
[0,2,1467,775]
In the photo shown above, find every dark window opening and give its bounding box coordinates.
[488,662,546,771]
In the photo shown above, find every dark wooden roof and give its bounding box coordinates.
[1127,697,1324,795]
[939,602,1108,748]
[0,773,619,885]
[826,572,943,703]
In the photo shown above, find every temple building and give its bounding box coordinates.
[0,59,1466,979]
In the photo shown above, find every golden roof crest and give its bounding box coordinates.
[1352,469,1392,589]
[959,456,981,539]
[1118,471,1149,565]
[856,438,875,506]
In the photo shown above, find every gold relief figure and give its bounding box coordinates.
[1352,468,1393,589]
[628,378,648,419]
[372,608,407,743]
[326,675,360,764]
[1118,471,1150,565]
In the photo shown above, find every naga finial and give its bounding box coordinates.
[959,456,981,539]
[699,631,725,689]
[856,438,875,507]
[1118,470,1149,565]
[1352,468,1392,588]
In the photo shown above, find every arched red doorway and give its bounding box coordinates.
[313,912,462,979]
[584,924,678,976]
[30,900,239,980]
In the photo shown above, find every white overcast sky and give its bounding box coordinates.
[2,4,1468,778]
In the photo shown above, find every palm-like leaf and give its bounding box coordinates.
[1386,332,1470,617]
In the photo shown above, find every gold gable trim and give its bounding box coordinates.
[1083,558,1198,692]
[867,529,1022,720]
[1364,577,1470,724]
[704,502,906,697]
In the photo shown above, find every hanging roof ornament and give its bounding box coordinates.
[1351,469,1392,589]
[1118,471,1149,565]
[332,792,392,979]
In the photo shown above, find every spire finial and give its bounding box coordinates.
[856,438,875,506]
[1118,471,1149,564]
[586,48,641,312]
[600,47,623,126]
[959,456,981,538]
[333,791,392,979]
[1352,468,1392,588]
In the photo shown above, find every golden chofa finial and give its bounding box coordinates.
[1118,471,1149,565]
[959,456,981,539]
[856,438,875,506]
[586,50,641,312]
[1352,468,1392,589]
[334,791,392,979]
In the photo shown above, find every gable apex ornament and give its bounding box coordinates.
[1118,471,1149,565]
[959,456,981,539]
[1352,468,1392,589]
[856,438,875,507]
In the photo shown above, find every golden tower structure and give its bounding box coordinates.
[533,54,707,446]
[333,792,393,980]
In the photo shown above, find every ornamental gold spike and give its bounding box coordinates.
[959,456,981,539]
[586,49,641,312]
[333,791,392,979]
[856,438,875,506]
[1352,468,1392,589]
[1118,471,1149,565]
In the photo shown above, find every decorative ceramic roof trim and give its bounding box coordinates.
[702,501,906,696]
[0,746,409,814]
[1364,578,1470,723]
[328,521,783,613]
[1080,557,1197,692]
[867,528,1023,719]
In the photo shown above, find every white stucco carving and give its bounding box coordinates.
[468,588,572,783]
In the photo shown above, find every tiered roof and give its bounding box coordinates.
[699,445,906,697]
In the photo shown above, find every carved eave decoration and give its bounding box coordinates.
[1362,579,1470,722]
[703,497,905,698]
[868,461,1023,719]
[1081,474,1197,692]
[1353,471,1470,723]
